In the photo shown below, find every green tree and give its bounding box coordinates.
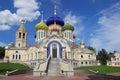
[0,47,5,59]
[97,49,110,65]
[87,46,96,52]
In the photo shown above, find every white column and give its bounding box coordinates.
[57,44,59,58]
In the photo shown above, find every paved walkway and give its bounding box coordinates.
[0,72,120,80]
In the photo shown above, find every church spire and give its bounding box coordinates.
[41,11,44,22]
[19,19,26,32]
[54,0,57,15]
[66,13,69,23]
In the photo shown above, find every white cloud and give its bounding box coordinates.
[0,0,40,31]
[0,24,11,30]
[0,42,6,47]
[14,0,40,21]
[90,1,120,52]
[64,12,84,39]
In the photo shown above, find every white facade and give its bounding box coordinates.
[4,9,96,76]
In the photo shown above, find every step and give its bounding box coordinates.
[47,58,61,76]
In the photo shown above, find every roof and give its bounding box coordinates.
[35,21,48,31]
[19,19,26,32]
[62,22,74,31]
[46,15,64,26]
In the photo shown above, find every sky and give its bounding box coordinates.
[0,0,120,53]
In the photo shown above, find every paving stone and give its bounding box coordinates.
[0,71,120,80]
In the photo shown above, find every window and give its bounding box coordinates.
[74,63,76,66]
[67,32,68,39]
[65,33,66,37]
[85,62,87,64]
[13,53,21,60]
[44,32,45,37]
[117,58,119,61]
[16,54,18,59]
[81,62,83,64]
[13,55,14,60]
[19,55,21,60]
[36,52,37,59]
[69,32,70,39]
[19,32,21,38]
[23,33,25,39]
[81,55,83,58]
[89,61,91,64]
[88,55,90,58]
[41,32,43,38]
[18,43,20,47]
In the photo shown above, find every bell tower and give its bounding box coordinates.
[16,19,28,48]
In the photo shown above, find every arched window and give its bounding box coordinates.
[36,52,37,59]
[44,32,45,37]
[19,55,21,60]
[13,53,21,60]
[23,33,25,39]
[13,55,14,60]
[41,32,43,38]
[18,43,20,47]
[88,55,90,58]
[16,54,18,59]
[65,32,66,38]
[19,32,21,38]
[69,32,70,39]
[67,32,68,39]
[89,61,91,64]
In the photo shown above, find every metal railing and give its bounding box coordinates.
[45,56,51,74]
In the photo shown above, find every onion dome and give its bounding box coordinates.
[80,41,85,45]
[50,24,60,32]
[73,34,76,39]
[35,21,48,31]
[35,11,48,31]
[46,2,64,26]
[62,22,74,31]
[46,15,64,26]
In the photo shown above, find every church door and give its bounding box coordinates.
[52,44,57,58]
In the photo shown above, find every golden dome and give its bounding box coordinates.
[35,21,48,31]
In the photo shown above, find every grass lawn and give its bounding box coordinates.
[0,63,31,75]
[75,66,120,74]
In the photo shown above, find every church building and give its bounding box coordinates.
[4,4,96,76]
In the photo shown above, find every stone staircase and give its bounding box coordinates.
[48,58,61,76]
